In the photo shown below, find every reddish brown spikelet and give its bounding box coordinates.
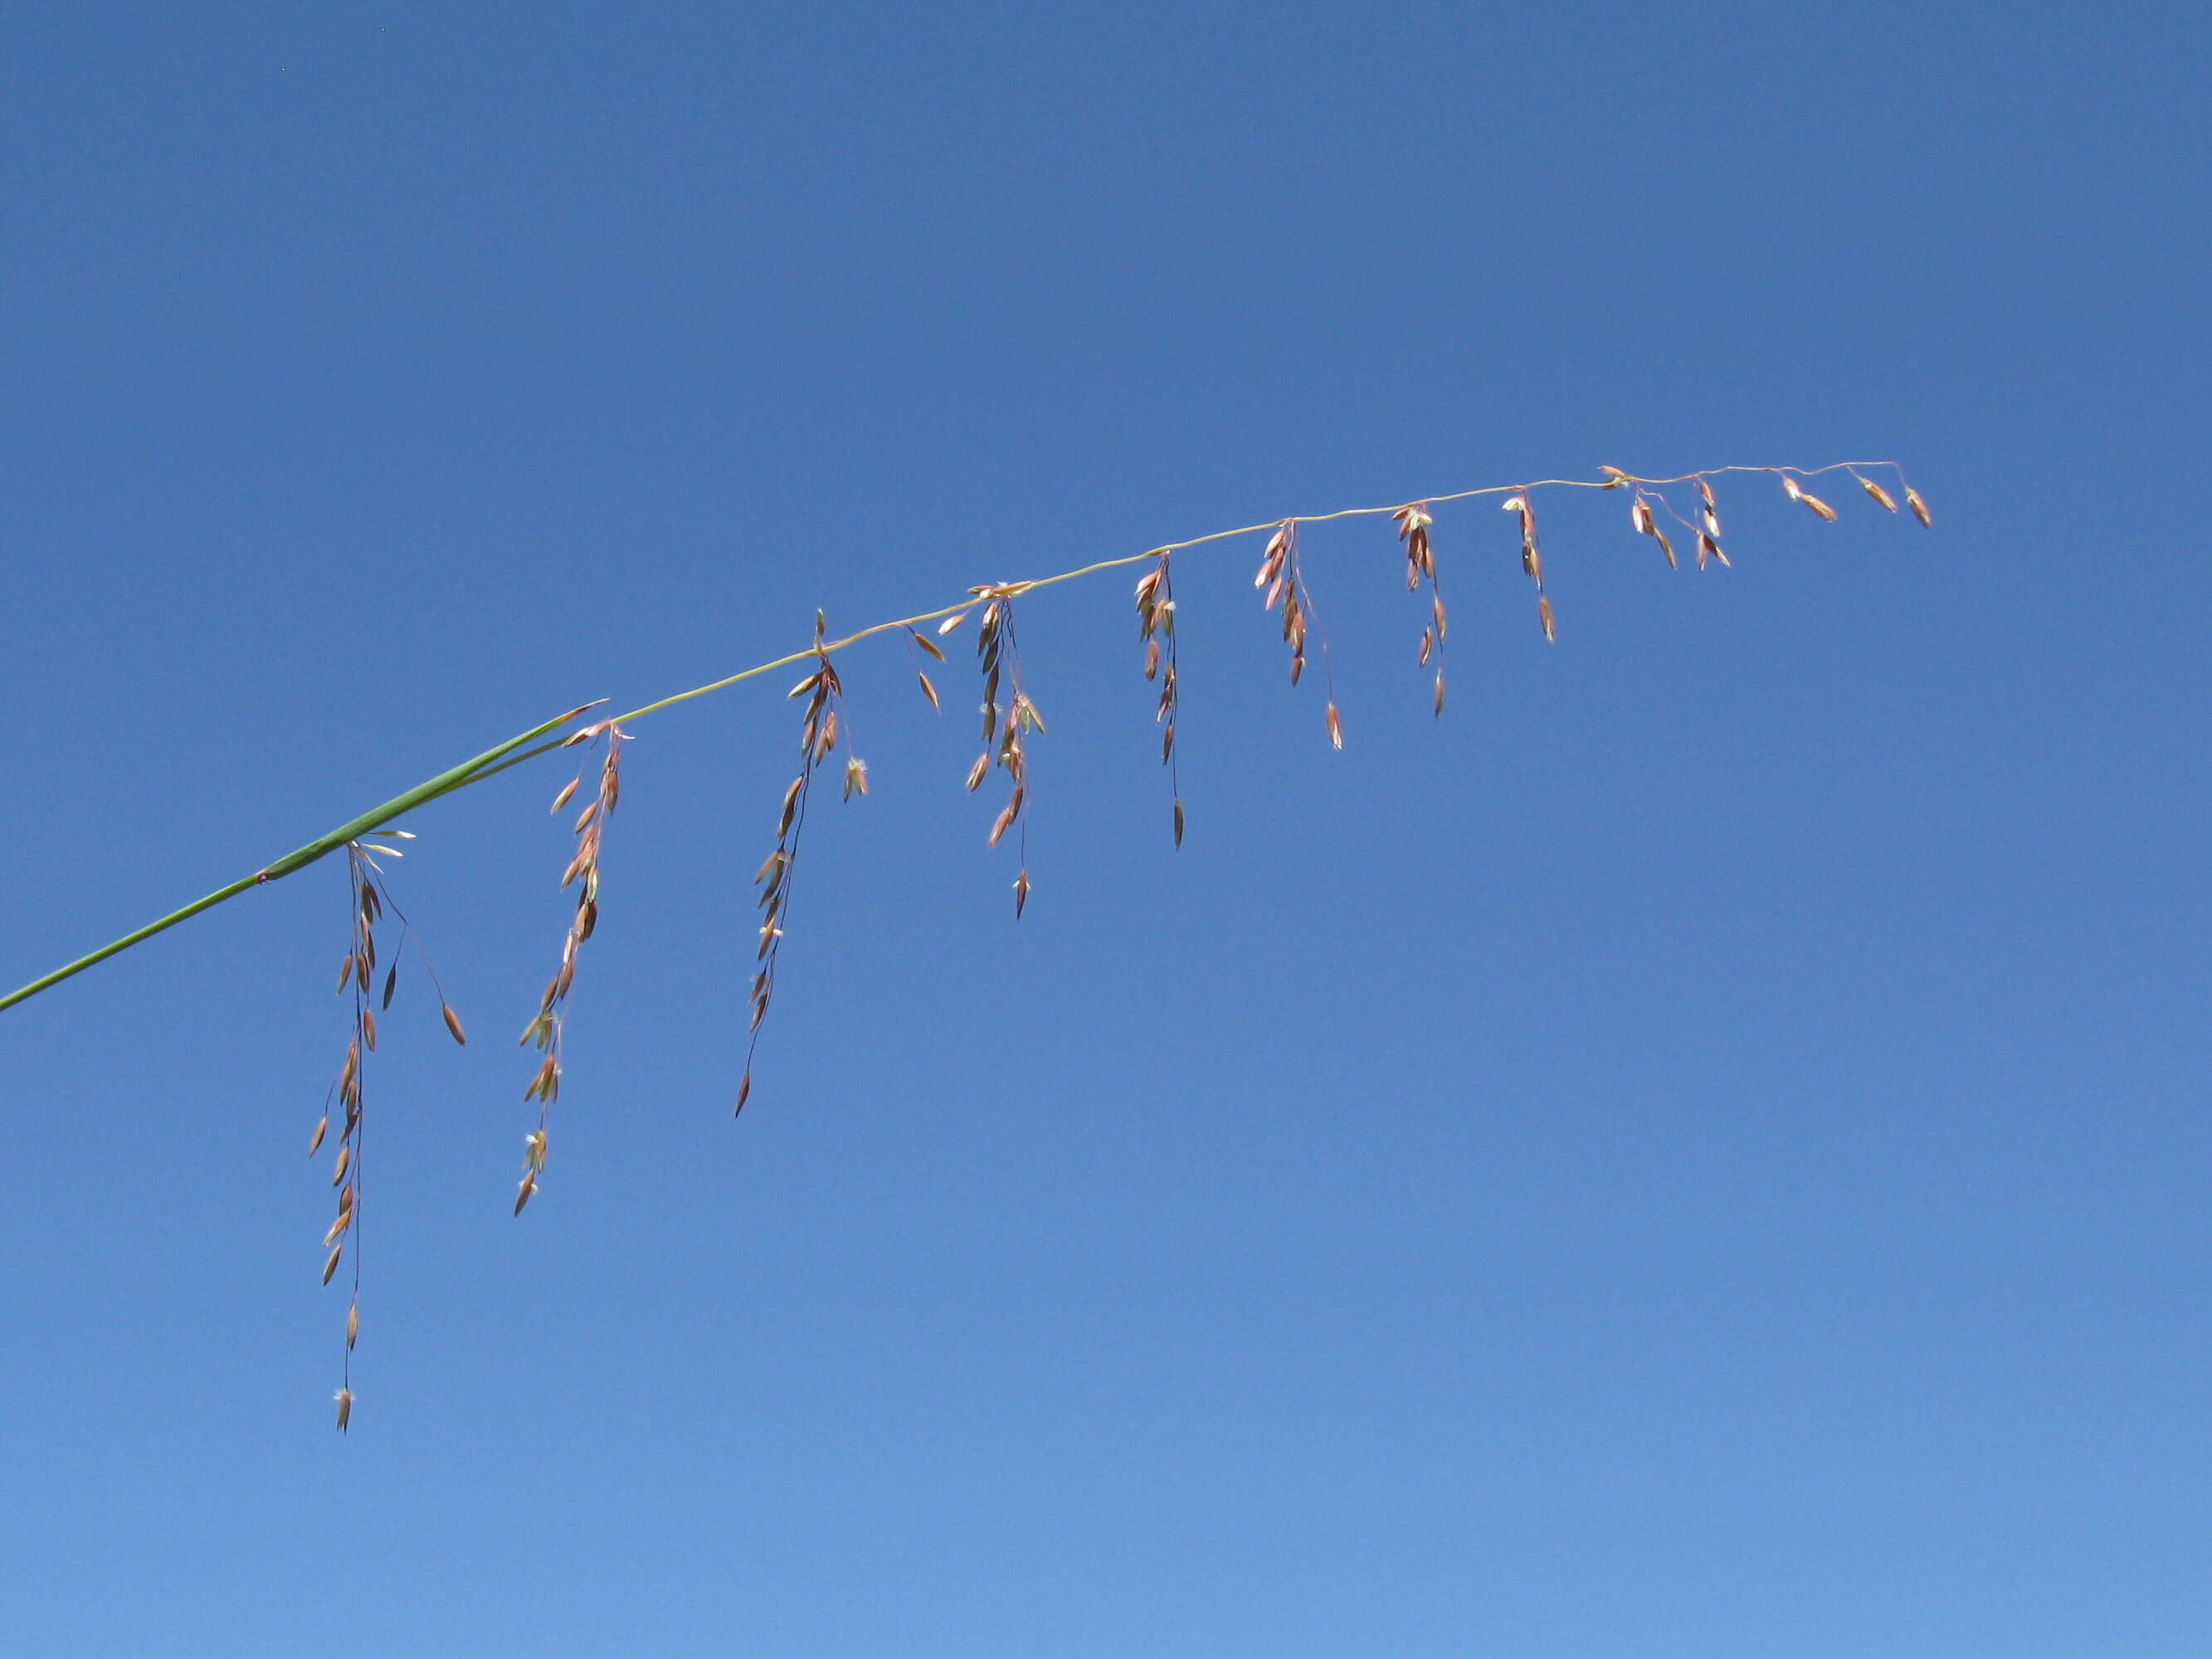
[735,1071,752,1117]
[1539,596,1557,642]
[1624,489,1678,568]
[1506,495,1544,591]
[1855,473,1899,512]
[1798,490,1839,522]
[917,671,940,710]
[334,1388,353,1432]
[441,1003,467,1046]
[1012,868,1030,917]
[1393,502,1435,590]
[1325,702,1343,749]
[1906,487,1932,527]
[322,1243,343,1285]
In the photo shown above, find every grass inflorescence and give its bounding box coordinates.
[0,457,1932,1423]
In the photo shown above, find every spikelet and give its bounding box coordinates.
[1854,472,1898,512]
[1630,490,1678,568]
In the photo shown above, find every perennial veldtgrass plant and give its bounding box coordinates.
[0,459,1929,1426]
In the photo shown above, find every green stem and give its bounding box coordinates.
[0,706,589,1014]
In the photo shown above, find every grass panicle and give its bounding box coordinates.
[0,456,1931,1422]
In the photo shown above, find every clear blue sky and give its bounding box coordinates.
[3,2,2207,1654]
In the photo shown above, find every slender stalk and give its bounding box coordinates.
[0,706,589,1012]
[0,460,1913,1015]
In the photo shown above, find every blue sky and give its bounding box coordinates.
[2,2,2208,1653]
